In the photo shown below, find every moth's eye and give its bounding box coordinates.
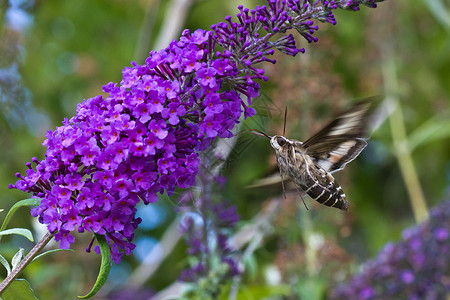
[276,137,286,146]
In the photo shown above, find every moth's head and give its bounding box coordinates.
[270,135,288,150]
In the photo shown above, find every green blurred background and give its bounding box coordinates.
[1,0,449,298]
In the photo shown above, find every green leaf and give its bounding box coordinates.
[0,228,34,242]
[78,234,112,299]
[0,253,11,275]
[0,198,41,242]
[31,248,75,263]
[11,248,24,270]
[407,113,450,152]
[2,279,38,300]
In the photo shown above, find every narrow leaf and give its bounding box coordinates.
[0,198,41,235]
[11,248,24,270]
[0,253,11,275]
[2,279,38,300]
[407,114,450,151]
[31,248,75,263]
[0,228,34,242]
[78,234,112,299]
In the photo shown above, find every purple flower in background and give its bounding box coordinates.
[434,227,448,241]
[401,270,415,284]
[331,198,450,300]
[178,182,241,285]
[10,0,384,263]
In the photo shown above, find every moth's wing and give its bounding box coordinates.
[304,138,367,173]
[302,100,375,173]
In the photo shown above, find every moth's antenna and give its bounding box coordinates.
[283,106,287,136]
[247,129,272,139]
[235,129,269,138]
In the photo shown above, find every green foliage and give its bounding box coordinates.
[0,253,11,275]
[0,199,41,237]
[407,113,450,152]
[31,249,74,264]
[295,276,327,300]
[1,279,38,300]
[0,229,33,243]
[220,283,291,299]
[0,199,39,278]
[78,234,111,299]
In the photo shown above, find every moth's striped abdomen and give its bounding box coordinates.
[301,175,348,210]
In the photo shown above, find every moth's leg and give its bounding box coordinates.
[279,168,287,199]
[294,186,309,210]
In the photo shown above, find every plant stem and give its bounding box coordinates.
[383,56,429,223]
[389,100,429,223]
[0,231,54,295]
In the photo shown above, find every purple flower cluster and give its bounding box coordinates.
[331,198,450,300]
[12,29,244,262]
[178,196,241,285]
[10,0,384,262]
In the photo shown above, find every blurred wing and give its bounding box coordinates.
[305,138,367,173]
[303,100,376,173]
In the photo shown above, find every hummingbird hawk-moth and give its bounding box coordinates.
[251,100,378,211]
